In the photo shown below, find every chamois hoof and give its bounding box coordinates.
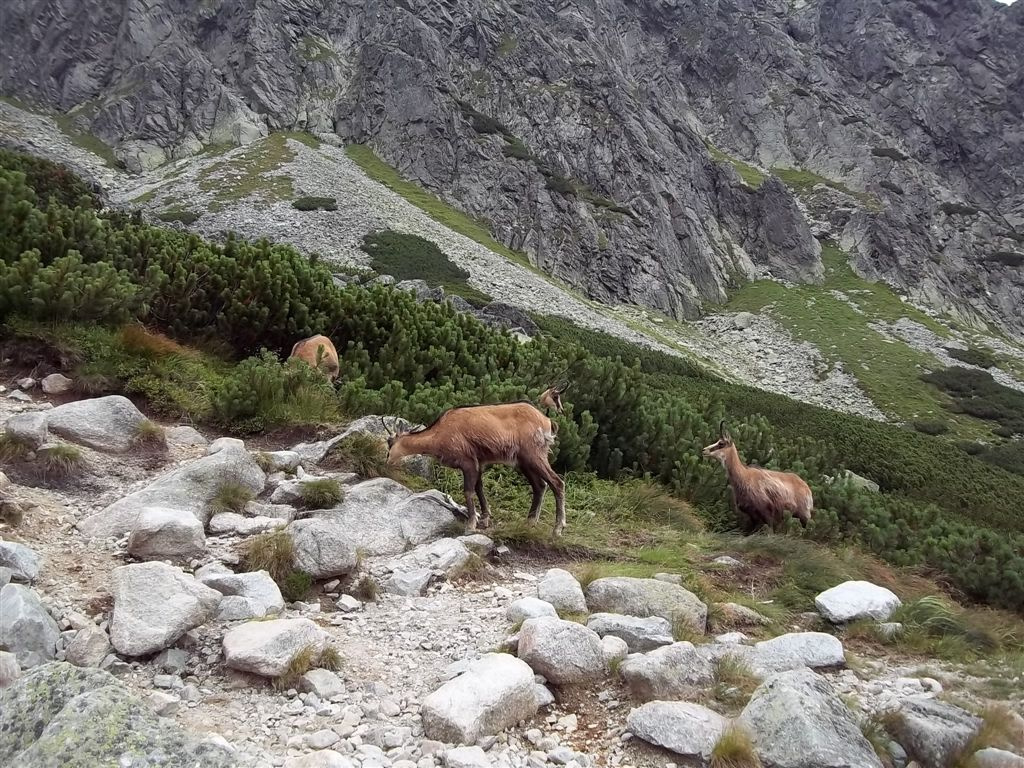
[553,525,564,537]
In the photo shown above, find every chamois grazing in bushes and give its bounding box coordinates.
[537,380,568,415]
[703,421,814,532]
[383,401,567,536]
[289,334,340,380]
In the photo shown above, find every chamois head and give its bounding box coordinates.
[538,378,569,414]
[702,420,735,466]
[382,417,423,463]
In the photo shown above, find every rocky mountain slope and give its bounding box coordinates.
[1,0,1022,335]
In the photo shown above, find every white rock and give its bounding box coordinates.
[222,618,328,677]
[586,613,674,652]
[45,395,146,451]
[6,391,31,403]
[537,568,587,615]
[507,598,558,624]
[302,668,346,699]
[584,577,707,631]
[41,373,73,395]
[126,506,206,561]
[208,512,284,536]
[336,594,362,612]
[421,653,538,744]
[109,562,221,657]
[262,450,302,472]
[148,690,182,716]
[0,584,60,667]
[600,635,629,666]
[287,518,359,579]
[385,569,432,597]
[457,533,494,556]
[4,412,48,449]
[0,650,20,687]
[165,425,208,448]
[16,377,35,390]
[618,642,714,701]
[284,751,355,768]
[389,538,472,578]
[889,697,983,768]
[445,746,492,768]
[751,632,846,675]
[0,541,41,582]
[517,617,606,685]
[715,632,748,644]
[196,568,284,618]
[626,701,728,758]
[65,624,112,667]
[814,581,901,623]
[972,748,1024,768]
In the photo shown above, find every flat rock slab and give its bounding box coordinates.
[814,580,901,623]
[45,395,148,452]
[506,597,558,624]
[751,632,845,676]
[222,618,328,678]
[626,701,728,758]
[585,577,707,632]
[586,613,674,653]
[421,653,538,744]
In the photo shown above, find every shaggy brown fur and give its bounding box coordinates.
[289,334,340,380]
[703,422,813,532]
[385,402,567,535]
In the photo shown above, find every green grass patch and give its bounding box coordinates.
[52,113,121,169]
[706,143,766,188]
[156,207,200,225]
[209,481,255,515]
[298,478,343,509]
[771,167,882,211]
[198,134,295,204]
[241,530,295,584]
[946,346,998,369]
[297,36,338,63]
[292,196,337,211]
[322,432,390,478]
[710,724,762,768]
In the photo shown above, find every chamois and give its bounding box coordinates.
[289,334,340,381]
[383,402,567,536]
[703,421,813,532]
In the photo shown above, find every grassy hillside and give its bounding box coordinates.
[1,147,1023,617]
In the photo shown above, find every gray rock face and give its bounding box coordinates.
[0,662,237,766]
[585,577,707,632]
[517,617,607,685]
[890,697,983,768]
[586,613,674,653]
[64,624,112,668]
[738,668,883,768]
[0,584,60,668]
[626,701,728,759]
[751,632,846,675]
[618,642,714,702]
[814,581,902,624]
[537,568,588,616]
[0,541,41,582]
[506,597,558,624]
[287,518,359,579]
[221,618,328,677]
[44,395,147,452]
[126,506,207,561]
[421,653,538,744]
[110,562,222,657]
[79,439,265,539]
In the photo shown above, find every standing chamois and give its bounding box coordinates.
[383,399,567,536]
[703,421,814,532]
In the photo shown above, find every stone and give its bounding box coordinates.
[156,648,190,675]
[165,425,208,448]
[584,577,707,631]
[306,730,341,749]
[618,642,714,701]
[421,653,538,745]
[0,567,11,588]
[716,602,770,628]
[600,635,629,666]
[16,377,35,390]
[0,651,19,688]
[814,581,902,623]
[733,312,756,330]
[196,568,284,618]
[739,668,882,768]
[208,512,284,536]
[712,556,742,567]
[715,632,748,644]
[109,562,222,657]
[221,618,328,678]
[287,518,359,579]
[0,583,60,668]
[507,598,559,624]
[262,450,302,472]
[40,373,73,394]
[302,668,346,699]
[284,752,354,768]
[4,412,48,449]
[837,470,880,494]
[626,701,728,758]
[517,617,606,685]
[973,749,1024,768]
[0,662,236,766]
[445,746,492,768]
[534,683,555,708]
[457,533,494,556]
[0,540,41,582]
[127,506,207,561]
[336,594,361,612]
[751,632,846,675]
[64,624,112,668]
[389,537,473,578]
[45,395,146,451]
[385,569,433,597]
[537,568,587,615]
[148,690,182,716]
[586,613,674,653]
[652,573,682,585]
[889,697,983,768]
[79,438,265,538]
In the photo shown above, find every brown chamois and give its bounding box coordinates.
[536,377,569,415]
[702,421,813,532]
[289,334,340,381]
[383,402,567,536]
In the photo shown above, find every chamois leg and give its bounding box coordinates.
[461,465,480,531]
[475,473,492,529]
[538,463,566,537]
[523,467,546,525]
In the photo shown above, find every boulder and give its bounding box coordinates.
[284,751,353,768]
[600,635,629,666]
[751,632,845,675]
[127,506,207,561]
[716,602,771,628]
[586,613,674,653]
[973,749,1024,768]
[45,395,146,452]
[287,518,359,579]
[208,512,284,536]
[302,668,346,699]
[0,540,41,582]
[585,577,707,631]
[261,450,302,472]
[517,617,607,685]
[79,439,265,539]
[40,373,73,395]
[626,701,728,758]
[388,538,473,578]
[196,569,284,619]
[65,624,112,668]
[0,651,18,688]
[445,746,492,768]
[889,697,983,768]
[291,416,417,465]
[222,618,328,677]
[0,662,237,766]
[457,533,494,556]
[537,568,588,615]
[738,668,882,768]
[385,569,433,597]
[421,653,538,744]
[0,584,60,668]
[618,642,714,701]
[814,581,901,623]
[836,469,880,493]
[4,412,48,449]
[507,597,558,624]
[165,425,208,449]
[110,562,222,657]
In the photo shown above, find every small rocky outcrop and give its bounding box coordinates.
[584,577,707,631]
[618,642,714,701]
[221,618,329,678]
[0,662,237,766]
[626,701,728,759]
[110,562,222,657]
[0,583,60,668]
[421,653,538,744]
[517,617,607,685]
[814,581,902,623]
[585,613,674,653]
[738,668,883,768]
[889,697,983,768]
[195,564,285,620]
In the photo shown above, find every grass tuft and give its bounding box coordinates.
[37,443,84,478]
[323,433,390,478]
[241,530,295,583]
[209,481,255,515]
[133,419,168,451]
[350,575,379,602]
[0,434,31,463]
[298,478,343,509]
[713,654,760,710]
[280,570,313,603]
[272,645,317,691]
[318,646,343,672]
[710,724,762,768]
